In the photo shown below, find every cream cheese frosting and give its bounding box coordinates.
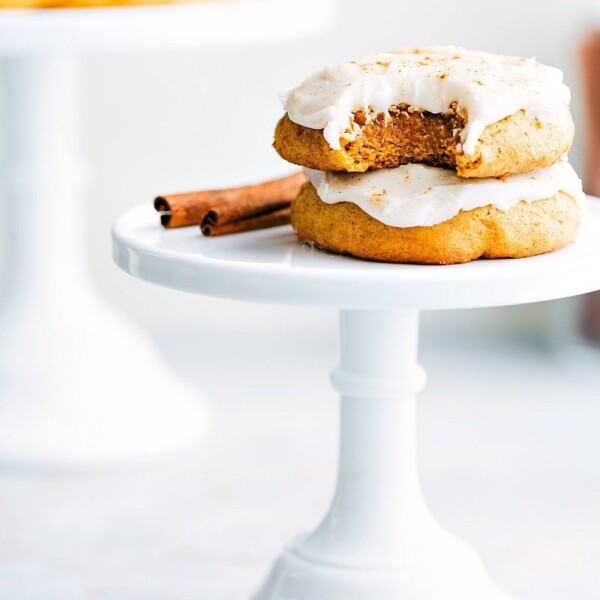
[304,161,584,228]
[282,46,571,154]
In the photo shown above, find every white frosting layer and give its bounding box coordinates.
[282,46,571,154]
[305,162,584,228]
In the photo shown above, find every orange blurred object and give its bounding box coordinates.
[0,0,195,8]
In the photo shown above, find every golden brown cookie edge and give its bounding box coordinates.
[291,182,581,265]
[274,108,574,178]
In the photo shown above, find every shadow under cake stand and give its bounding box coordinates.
[112,200,600,599]
[0,0,334,465]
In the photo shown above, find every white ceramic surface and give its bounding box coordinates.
[112,203,600,599]
[113,199,600,310]
[0,0,335,465]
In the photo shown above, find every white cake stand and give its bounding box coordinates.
[0,0,335,466]
[112,199,600,599]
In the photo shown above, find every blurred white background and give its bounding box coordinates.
[1,1,600,599]
[75,0,595,338]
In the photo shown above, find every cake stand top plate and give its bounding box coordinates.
[0,0,335,54]
[112,199,600,310]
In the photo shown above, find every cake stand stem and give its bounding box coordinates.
[252,309,513,599]
[1,57,87,309]
[0,56,207,466]
[298,309,430,566]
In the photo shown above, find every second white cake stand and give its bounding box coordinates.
[0,0,335,465]
[112,200,600,599]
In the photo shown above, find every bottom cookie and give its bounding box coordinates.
[291,182,581,265]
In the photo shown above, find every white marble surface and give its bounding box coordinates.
[1,324,599,599]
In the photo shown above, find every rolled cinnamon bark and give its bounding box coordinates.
[154,172,304,228]
[154,192,214,228]
[201,206,291,237]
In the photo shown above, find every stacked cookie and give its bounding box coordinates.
[274,47,584,264]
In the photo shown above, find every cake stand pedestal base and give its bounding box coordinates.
[0,0,336,466]
[0,56,207,466]
[0,0,335,466]
[0,298,208,467]
[252,310,512,600]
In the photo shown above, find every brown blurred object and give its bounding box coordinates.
[581,292,600,342]
[580,32,600,343]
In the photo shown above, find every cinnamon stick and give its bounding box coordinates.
[201,206,291,237]
[154,172,304,228]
